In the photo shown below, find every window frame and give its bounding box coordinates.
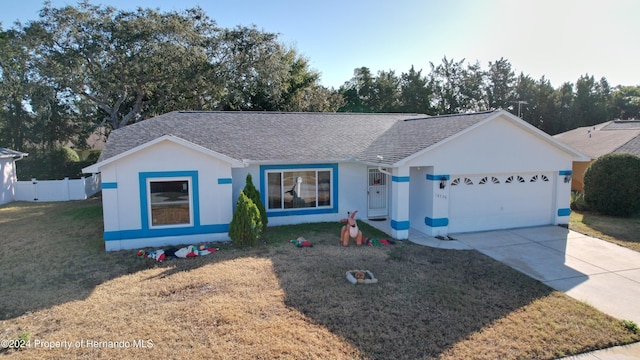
[146,176,194,229]
[260,164,339,217]
[138,170,200,231]
[266,168,332,210]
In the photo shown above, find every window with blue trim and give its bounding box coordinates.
[148,178,193,227]
[267,169,332,210]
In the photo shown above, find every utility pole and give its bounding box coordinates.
[511,100,528,118]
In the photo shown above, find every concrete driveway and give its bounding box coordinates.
[410,226,640,324]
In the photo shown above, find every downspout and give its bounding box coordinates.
[376,155,392,176]
[377,166,392,176]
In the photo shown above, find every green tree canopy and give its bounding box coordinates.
[27,2,219,130]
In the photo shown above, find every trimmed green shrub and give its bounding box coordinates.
[59,146,80,163]
[243,173,268,227]
[17,147,86,180]
[584,153,640,216]
[229,191,263,247]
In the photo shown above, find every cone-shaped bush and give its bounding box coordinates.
[229,191,263,247]
[584,153,640,217]
[243,173,268,227]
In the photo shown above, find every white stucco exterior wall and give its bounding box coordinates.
[0,158,16,205]
[98,140,235,251]
[390,167,410,239]
[404,115,576,236]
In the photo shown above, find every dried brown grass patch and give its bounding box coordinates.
[570,211,640,252]
[1,200,638,359]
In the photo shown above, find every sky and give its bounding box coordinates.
[2,0,639,89]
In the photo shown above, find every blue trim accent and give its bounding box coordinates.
[260,164,339,217]
[267,208,339,217]
[102,182,118,189]
[104,224,229,241]
[426,174,450,181]
[425,217,449,227]
[391,176,410,182]
[390,220,410,230]
[559,170,573,176]
[217,177,232,184]
[138,170,202,239]
[557,208,571,217]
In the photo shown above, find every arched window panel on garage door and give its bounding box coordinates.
[448,172,555,233]
[479,176,500,185]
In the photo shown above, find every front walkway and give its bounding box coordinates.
[410,226,640,359]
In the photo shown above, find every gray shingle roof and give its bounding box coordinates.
[100,111,496,165]
[553,120,640,158]
[614,134,640,156]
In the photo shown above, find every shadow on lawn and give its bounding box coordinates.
[577,211,640,252]
[0,200,558,358]
[0,198,224,320]
[265,230,555,359]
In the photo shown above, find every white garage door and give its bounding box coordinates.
[448,173,554,233]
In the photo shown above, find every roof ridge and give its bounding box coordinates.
[176,110,423,116]
[403,110,496,122]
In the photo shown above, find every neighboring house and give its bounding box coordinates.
[0,148,28,205]
[83,110,587,251]
[553,120,640,191]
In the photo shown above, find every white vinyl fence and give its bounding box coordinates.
[14,173,101,202]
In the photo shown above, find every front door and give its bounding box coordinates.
[367,168,388,218]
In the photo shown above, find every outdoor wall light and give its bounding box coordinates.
[564,174,572,183]
[440,177,447,189]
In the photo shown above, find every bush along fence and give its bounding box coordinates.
[14,174,101,202]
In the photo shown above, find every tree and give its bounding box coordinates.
[201,25,329,112]
[217,25,287,110]
[0,25,84,153]
[28,2,219,130]
[555,82,575,133]
[610,86,640,119]
[283,84,344,112]
[399,65,433,114]
[429,57,484,114]
[460,60,486,112]
[228,191,262,247]
[512,74,564,134]
[485,57,515,110]
[572,75,612,128]
[532,77,561,134]
[0,27,33,151]
[512,73,536,120]
[370,70,401,112]
[243,174,267,227]
[338,67,376,112]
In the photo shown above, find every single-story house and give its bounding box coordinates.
[0,148,27,205]
[83,110,588,251]
[553,120,640,191]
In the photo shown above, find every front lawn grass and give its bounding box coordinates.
[0,199,638,359]
[570,211,640,252]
